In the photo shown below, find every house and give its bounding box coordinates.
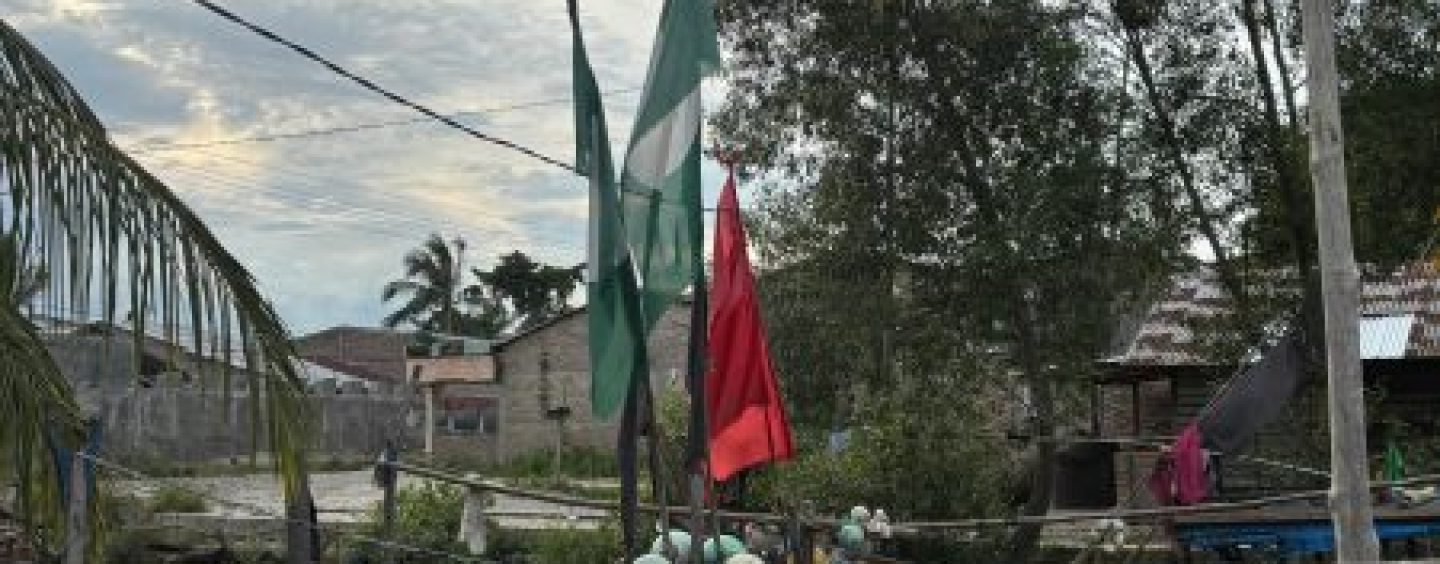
[295,326,415,385]
[407,335,500,455]
[412,304,692,462]
[1095,263,1440,557]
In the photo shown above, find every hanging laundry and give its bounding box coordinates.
[1384,439,1407,503]
[1148,422,1208,505]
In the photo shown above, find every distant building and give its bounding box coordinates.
[40,322,411,461]
[411,304,692,461]
[295,326,414,384]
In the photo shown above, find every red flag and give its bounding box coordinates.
[705,165,794,482]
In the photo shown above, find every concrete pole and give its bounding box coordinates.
[1299,0,1380,560]
[458,485,489,555]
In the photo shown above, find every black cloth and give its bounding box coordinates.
[1197,334,1306,455]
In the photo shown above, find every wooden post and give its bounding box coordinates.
[794,502,814,564]
[377,444,398,563]
[285,476,317,564]
[689,471,705,563]
[63,452,88,564]
[424,385,436,455]
[458,484,489,555]
[1299,0,1381,560]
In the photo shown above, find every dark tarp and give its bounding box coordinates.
[1197,335,1306,455]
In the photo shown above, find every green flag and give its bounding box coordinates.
[620,0,721,332]
[571,2,647,419]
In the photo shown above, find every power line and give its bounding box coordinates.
[190,0,579,174]
[150,160,585,243]
[186,1,718,213]
[124,89,640,154]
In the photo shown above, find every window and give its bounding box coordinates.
[439,396,498,436]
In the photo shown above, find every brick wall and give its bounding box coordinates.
[493,306,690,460]
[295,327,410,383]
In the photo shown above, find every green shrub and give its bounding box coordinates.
[494,446,618,479]
[148,484,208,514]
[528,524,621,564]
[340,482,467,563]
[486,524,621,564]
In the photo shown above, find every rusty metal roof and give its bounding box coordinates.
[1107,263,1440,367]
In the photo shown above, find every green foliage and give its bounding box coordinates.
[1337,0,1440,267]
[429,445,618,480]
[1,19,313,555]
[484,525,622,564]
[383,234,508,338]
[470,250,583,329]
[148,484,209,514]
[745,375,1013,522]
[491,446,618,479]
[519,525,622,564]
[342,482,468,563]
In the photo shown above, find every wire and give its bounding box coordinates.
[189,0,579,174]
[124,89,640,154]
[152,164,587,251]
[185,0,718,213]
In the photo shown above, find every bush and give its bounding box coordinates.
[148,484,208,514]
[527,524,621,564]
[430,445,619,480]
[495,447,618,479]
[487,524,622,564]
[340,482,467,563]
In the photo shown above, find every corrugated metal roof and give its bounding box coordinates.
[1359,314,1416,359]
[1109,263,1440,366]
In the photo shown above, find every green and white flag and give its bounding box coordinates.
[621,0,721,332]
[571,3,647,419]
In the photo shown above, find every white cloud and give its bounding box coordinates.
[4,0,733,334]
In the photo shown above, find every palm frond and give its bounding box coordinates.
[0,19,311,553]
[380,279,425,303]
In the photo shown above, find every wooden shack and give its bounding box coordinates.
[1096,263,1440,511]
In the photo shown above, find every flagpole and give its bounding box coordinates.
[687,197,709,563]
[1298,0,1379,560]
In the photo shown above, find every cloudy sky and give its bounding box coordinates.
[4,0,732,335]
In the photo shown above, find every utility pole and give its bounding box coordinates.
[1299,0,1380,560]
[451,237,466,335]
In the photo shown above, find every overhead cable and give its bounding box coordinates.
[126,89,639,153]
[190,0,580,174]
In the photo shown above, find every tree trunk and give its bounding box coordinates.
[1241,0,1324,352]
[1004,286,1056,564]
[1120,24,1250,322]
[1261,0,1302,129]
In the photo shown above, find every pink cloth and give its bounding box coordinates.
[1147,422,1208,505]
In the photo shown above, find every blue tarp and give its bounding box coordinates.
[1177,516,1440,557]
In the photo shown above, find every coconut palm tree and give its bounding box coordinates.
[0,20,310,556]
[381,234,466,333]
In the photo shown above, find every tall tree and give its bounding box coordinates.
[0,21,310,556]
[381,234,475,335]
[471,250,582,328]
[715,1,1184,559]
[1336,0,1440,266]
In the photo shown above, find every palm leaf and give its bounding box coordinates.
[0,19,311,554]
